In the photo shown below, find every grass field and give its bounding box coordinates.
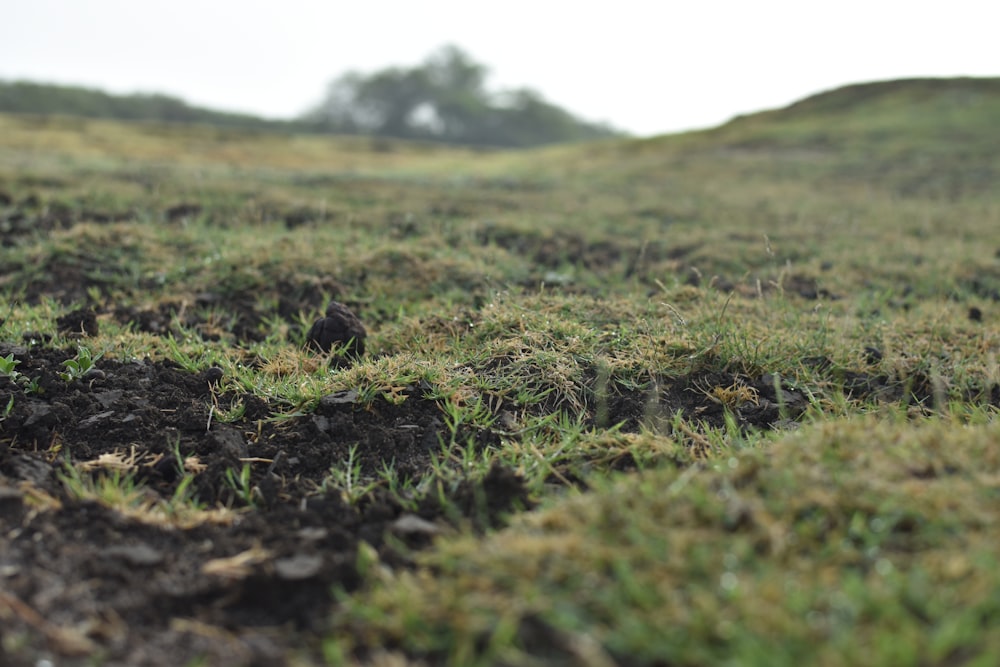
[1,77,998,666]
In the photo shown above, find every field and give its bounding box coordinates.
[1,78,999,666]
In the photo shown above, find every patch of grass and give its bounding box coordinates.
[58,344,101,381]
[336,415,1000,666]
[59,452,229,528]
[318,443,386,505]
[222,462,261,508]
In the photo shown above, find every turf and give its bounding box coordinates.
[0,77,998,666]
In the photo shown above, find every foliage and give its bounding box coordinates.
[301,44,622,147]
[59,345,101,382]
[0,46,622,148]
[1,352,42,394]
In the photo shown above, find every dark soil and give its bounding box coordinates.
[602,370,809,435]
[0,341,528,666]
[0,322,955,666]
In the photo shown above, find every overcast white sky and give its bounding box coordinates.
[1,0,997,136]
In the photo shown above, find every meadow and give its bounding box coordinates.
[1,78,998,666]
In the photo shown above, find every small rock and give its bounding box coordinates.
[103,544,164,567]
[23,403,55,428]
[202,366,224,387]
[1,345,28,358]
[81,367,106,383]
[306,301,366,362]
[6,452,52,485]
[391,513,442,536]
[78,410,115,429]
[296,527,329,541]
[93,390,124,408]
[208,427,248,460]
[274,553,324,580]
[319,389,359,408]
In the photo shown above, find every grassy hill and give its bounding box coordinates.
[722,77,1000,140]
[0,79,295,131]
[721,77,1000,196]
[602,76,1000,200]
[0,78,999,666]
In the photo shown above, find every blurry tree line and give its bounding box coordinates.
[300,45,622,146]
[0,46,622,148]
[0,81,283,130]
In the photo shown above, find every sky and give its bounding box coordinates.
[1,0,997,137]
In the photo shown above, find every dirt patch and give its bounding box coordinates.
[476,223,699,279]
[596,359,984,446]
[0,342,528,666]
[682,269,839,301]
[107,277,334,344]
[0,197,138,249]
[601,370,809,435]
[3,264,349,343]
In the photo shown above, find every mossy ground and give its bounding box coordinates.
[1,79,999,666]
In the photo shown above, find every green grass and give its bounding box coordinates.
[1,77,999,665]
[335,416,1000,666]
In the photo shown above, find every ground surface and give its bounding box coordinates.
[2,79,999,666]
[1,334,535,665]
[0,324,815,665]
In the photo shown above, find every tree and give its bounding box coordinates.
[301,45,621,147]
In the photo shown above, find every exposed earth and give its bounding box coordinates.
[0,313,925,666]
[1,330,534,666]
[0,198,962,666]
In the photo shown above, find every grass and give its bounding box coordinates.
[335,416,1000,666]
[1,77,999,665]
[58,450,232,529]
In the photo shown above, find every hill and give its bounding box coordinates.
[718,77,1000,147]
[763,76,1000,116]
[610,77,1000,200]
[0,80,293,132]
